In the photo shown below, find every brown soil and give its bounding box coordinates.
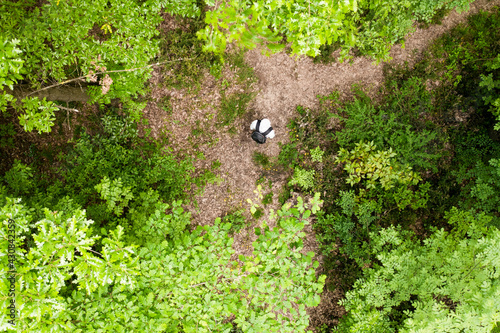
[142,0,500,329]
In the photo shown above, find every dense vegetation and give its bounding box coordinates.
[1,0,500,332]
[270,7,500,332]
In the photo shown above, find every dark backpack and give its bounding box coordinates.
[251,120,273,144]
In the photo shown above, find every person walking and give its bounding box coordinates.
[250,118,275,144]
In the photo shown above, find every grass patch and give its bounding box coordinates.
[158,95,172,114]
[158,15,218,89]
[262,192,273,206]
[227,49,257,84]
[217,91,254,128]
[252,152,270,168]
[214,48,257,129]
[191,120,204,137]
[211,159,221,170]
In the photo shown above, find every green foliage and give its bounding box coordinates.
[95,177,134,217]
[198,0,474,61]
[0,0,203,132]
[262,192,273,206]
[278,185,292,206]
[428,7,500,128]
[337,142,418,189]
[0,38,24,90]
[247,185,268,220]
[313,142,430,267]
[255,175,272,189]
[3,160,33,196]
[158,12,218,89]
[0,196,139,332]
[252,207,264,220]
[129,194,191,245]
[62,115,194,209]
[222,209,246,234]
[314,191,376,265]
[333,84,443,172]
[16,96,57,133]
[217,90,254,128]
[479,58,500,130]
[4,112,197,242]
[0,91,14,114]
[310,146,325,163]
[287,8,500,331]
[252,151,270,168]
[336,141,429,210]
[336,210,500,332]
[1,193,326,332]
[289,168,315,191]
[453,157,500,220]
[278,141,301,168]
[448,127,500,224]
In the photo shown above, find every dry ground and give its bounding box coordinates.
[142,0,500,328]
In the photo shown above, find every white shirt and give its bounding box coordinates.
[250,119,275,139]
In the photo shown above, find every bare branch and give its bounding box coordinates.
[25,58,194,98]
[54,104,80,112]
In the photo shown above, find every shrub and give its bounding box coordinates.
[288,168,315,191]
[262,192,273,206]
[333,84,443,172]
[3,160,33,196]
[310,146,325,163]
[222,209,247,234]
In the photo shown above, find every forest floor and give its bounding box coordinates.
[142,0,500,328]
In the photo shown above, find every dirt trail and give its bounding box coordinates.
[144,1,499,325]
[143,0,500,251]
[173,0,496,228]
[142,0,500,328]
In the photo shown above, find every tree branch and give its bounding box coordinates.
[25,58,194,98]
[55,104,80,112]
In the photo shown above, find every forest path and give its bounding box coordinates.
[144,0,499,259]
[142,0,499,326]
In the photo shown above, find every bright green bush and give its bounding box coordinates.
[289,168,315,191]
[95,177,134,217]
[0,38,24,90]
[337,209,500,332]
[0,193,326,332]
[310,146,325,163]
[198,0,474,61]
[0,196,139,332]
[336,141,429,210]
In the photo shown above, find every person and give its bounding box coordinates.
[250,118,275,144]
